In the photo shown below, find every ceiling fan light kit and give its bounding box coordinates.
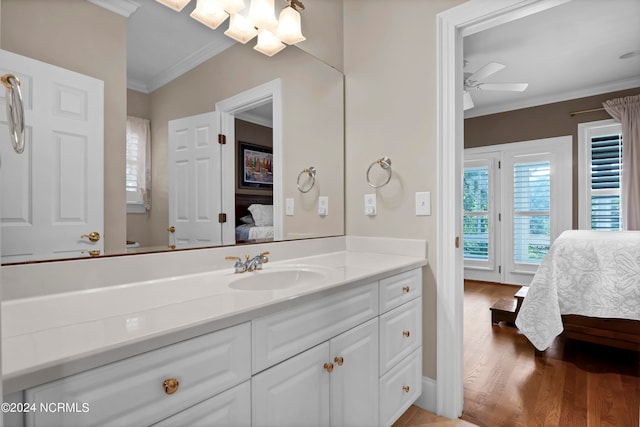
[463,61,529,111]
[155,0,305,56]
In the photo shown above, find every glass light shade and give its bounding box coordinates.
[221,0,246,14]
[254,29,285,57]
[190,0,229,30]
[155,0,191,11]
[225,13,258,44]
[276,6,305,45]
[248,0,278,31]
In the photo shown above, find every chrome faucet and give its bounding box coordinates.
[226,252,270,273]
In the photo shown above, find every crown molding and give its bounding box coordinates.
[87,0,141,18]
[465,76,640,118]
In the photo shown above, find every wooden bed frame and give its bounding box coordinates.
[561,315,640,352]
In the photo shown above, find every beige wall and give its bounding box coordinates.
[465,87,640,227]
[147,43,344,246]
[297,0,344,72]
[343,0,467,380]
[1,0,127,254]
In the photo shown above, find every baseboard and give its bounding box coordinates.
[413,376,437,413]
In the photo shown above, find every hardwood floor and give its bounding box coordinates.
[462,280,640,427]
[394,280,639,427]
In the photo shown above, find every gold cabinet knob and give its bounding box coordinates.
[334,356,344,366]
[167,226,176,233]
[163,378,179,395]
[323,362,334,373]
[402,286,410,293]
[403,330,411,338]
[88,250,101,257]
[80,231,100,242]
[402,385,410,393]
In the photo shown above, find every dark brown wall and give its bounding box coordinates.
[235,118,273,196]
[464,87,640,226]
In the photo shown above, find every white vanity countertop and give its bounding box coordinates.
[2,247,426,394]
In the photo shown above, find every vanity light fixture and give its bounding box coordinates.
[155,0,306,56]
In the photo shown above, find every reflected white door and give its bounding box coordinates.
[0,49,104,263]
[168,112,222,248]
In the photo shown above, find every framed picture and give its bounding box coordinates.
[239,142,273,189]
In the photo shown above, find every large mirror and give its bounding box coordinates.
[0,0,344,264]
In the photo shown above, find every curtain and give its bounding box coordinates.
[126,116,152,211]
[603,94,640,230]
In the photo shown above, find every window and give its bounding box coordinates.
[578,120,623,230]
[464,136,572,286]
[126,116,151,213]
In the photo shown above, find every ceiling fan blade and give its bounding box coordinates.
[463,91,474,110]
[466,62,505,83]
[478,83,528,92]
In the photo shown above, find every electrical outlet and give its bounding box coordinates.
[318,196,328,216]
[286,198,294,216]
[364,193,377,216]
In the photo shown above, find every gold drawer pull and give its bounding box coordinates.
[403,385,410,393]
[163,378,180,395]
[334,356,344,366]
[403,330,411,338]
[402,286,410,293]
[324,363,334,373]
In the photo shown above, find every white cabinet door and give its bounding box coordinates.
[330,318,379,427]
[168,112,222,249]
[0,49,104,263]
[252,342,331,427]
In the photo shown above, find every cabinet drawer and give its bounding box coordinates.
[253,282,378,373]
[153,380,250,427]
[379,297,421,375]
[379,347,422,427]
[379,269,421,313]
[25,322,251,427]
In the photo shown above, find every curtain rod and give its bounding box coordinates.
[569,107,605,117]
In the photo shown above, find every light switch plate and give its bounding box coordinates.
[416,192,431,216]
[318,196,328,216]
[365,193,377,216]
[285,198,294,216]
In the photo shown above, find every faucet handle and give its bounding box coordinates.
[226,256,247,273]
[260,251,270,262]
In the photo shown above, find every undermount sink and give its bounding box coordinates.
[229,268,327,291]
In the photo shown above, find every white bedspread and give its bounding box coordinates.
[515,230,640,350]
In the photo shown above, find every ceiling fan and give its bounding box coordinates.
[463,61,528,110]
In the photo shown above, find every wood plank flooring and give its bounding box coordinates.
[462,280,640,427]
[393,280,639,427]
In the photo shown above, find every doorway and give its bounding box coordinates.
[435,0,572,418]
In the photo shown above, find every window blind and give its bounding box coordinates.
[590,134,622,230]
[513,161,550,264]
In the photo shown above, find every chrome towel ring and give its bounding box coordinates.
[366,156,392,188]
[297,166,316,193]
[1,73,25,154]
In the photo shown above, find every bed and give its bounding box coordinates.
[515,230,640,351]
[234,194,274,243]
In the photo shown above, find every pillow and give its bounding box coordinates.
[239,214,254,224]
[248,204,273,227]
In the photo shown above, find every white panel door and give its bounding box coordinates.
[0,49,104,263]
[168,112,222,249]
[330,318,379,427]
[252,342,331,427]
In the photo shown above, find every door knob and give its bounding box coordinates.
[80,231,100,242]
[167,226,176,233]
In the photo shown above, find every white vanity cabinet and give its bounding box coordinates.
[24,322,251,427]
[11,267,423,427]
[252,318,379,427]
[377,269,423,427]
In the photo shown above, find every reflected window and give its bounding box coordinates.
[126,116,152,213]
